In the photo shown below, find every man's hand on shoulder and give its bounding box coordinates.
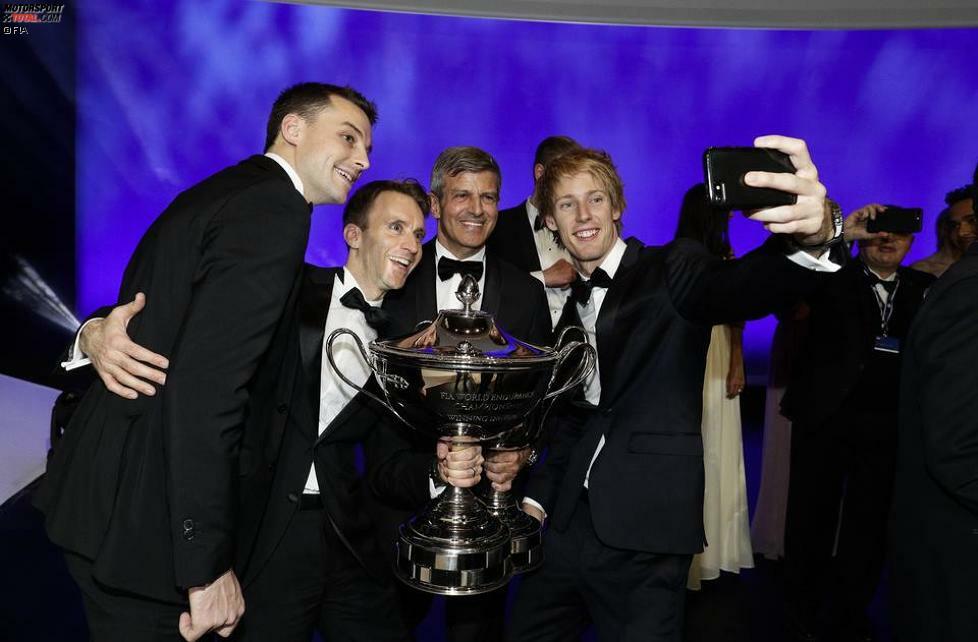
[742,135,831,247]
[179,569,245,641]
[543,259,577,289]
[82,292,169,399]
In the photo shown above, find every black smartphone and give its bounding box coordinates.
[866,206,923,234]
[703,147,798,210]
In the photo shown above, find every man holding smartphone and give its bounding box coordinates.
[509,136,843,642]
[781,203,934,642]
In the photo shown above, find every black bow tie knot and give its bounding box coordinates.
[569,268,613,306]
[438,256,484,282]
[340,288,390,331]
[867,273,898,295]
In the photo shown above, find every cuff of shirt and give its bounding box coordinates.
[429,478,447,499]
[530,270,546,287]
[785,247,841,273]
[521,496,547,521]
[61,318,101,371]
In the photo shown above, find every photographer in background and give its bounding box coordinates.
[781,204,935,642]
[911,186,976,278]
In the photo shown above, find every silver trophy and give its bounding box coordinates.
[327,275,595,595]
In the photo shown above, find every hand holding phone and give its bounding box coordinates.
[706,136,831,247]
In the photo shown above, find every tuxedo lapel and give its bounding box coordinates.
[416,241,439,324]
[594,239,643,404]
[298,266,339,422]
[482,254,502,315]
[518,201,542,272]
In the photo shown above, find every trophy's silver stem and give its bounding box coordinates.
[394,437,513,595]
[481,483,543,574]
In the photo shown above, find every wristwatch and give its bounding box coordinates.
[791,198,844,252]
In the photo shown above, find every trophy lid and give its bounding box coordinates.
[371,275,556,370]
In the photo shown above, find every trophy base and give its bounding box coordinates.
[483,489,544,574]
[394,486,513,596]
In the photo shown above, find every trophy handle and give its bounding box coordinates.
[555,324,588,350]
[542,340,597,401]
[325,328,411,427]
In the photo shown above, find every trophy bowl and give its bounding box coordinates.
[327,276,595,595]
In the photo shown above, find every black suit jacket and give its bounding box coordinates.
[524,236,826,555]
[35,155,311,602]
[487,200,541,274]
[781,259,934,427]
[892,242,978,641]
[367,240,552,547]
[236,265,392,585]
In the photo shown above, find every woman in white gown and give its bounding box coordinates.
[674,184,754,590]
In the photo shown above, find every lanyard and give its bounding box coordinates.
[865,268,900,337]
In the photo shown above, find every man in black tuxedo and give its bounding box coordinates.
[781,204,934,642]
[370,146,551,641]
[891,205,978,641]
[487,135,581,327]
[35,82,377,641]
[509,139,843,642]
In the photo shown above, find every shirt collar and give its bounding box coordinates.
[866,265,897,282]
[579,236,627,280]
[434,238,487,264]
[264,152,304,197]
[337,267,384,306]
[525,199,540,226]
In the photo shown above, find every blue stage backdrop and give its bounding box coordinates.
[76,1,978,374]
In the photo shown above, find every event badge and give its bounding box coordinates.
[873,335,901,354]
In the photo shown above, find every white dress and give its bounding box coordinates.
[687,324,754,590]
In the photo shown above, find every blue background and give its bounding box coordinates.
[75,1,978,373]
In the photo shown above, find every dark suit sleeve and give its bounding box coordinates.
[522,409,590,514]
[916,278,978,514]
[667,237,823,326]
[365,412,434,509]
[163,181,309,589]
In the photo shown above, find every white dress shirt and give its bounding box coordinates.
[434,240,486,312]
[62,152,306,371]
[304,268,382,494]
[524,199,573,327]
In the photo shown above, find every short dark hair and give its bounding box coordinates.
[264,82,378,152]
[429,146,501,199]
[342,179,429,230]
[533,136,581,169]
[946,185,973,208]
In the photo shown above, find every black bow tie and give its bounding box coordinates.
[569,268,613,306]
[340,288,390,331]
[438,256,484,282]
[867,273,898,295]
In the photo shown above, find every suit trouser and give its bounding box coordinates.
[395,571,507,642]
[508,493,692,642]
[784,408,897,634]
[64,551,192,642]
[233,502,408,642]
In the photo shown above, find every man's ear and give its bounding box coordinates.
[280,113,303,146]
[544,214,558,232]
[533,163,545,183]
[429,193,442,220]
[343,223,363,250]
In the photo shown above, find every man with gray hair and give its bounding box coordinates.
[369,146,551,641]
